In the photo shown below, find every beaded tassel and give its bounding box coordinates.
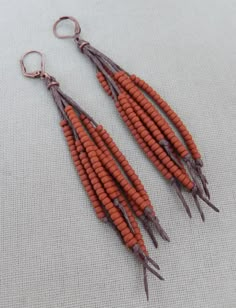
[53,16,219,220]
[20,51,169,300]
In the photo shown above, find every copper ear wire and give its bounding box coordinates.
[20,50,45,78]
[53,16,81,39]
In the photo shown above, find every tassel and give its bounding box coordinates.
[53,16,219,220]
[20,50,169,300]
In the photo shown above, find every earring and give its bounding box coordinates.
[20,50,170,300]
[53,16,219,221]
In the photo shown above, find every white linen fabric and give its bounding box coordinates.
[0,0,236,307]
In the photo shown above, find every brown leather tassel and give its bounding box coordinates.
[53,16,219,221]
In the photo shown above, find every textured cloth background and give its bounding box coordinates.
[0,0,236,307]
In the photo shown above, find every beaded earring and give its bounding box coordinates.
[20,50,170,300]
[53,16,219,221]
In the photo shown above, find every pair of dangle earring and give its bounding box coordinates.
[20,16,219,300]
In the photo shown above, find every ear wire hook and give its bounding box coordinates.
[20,50,46,78]
[53,16,81,39]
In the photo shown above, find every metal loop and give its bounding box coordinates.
[47,81,60,90]
[20,50,45,78]
[53,16,81,39]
